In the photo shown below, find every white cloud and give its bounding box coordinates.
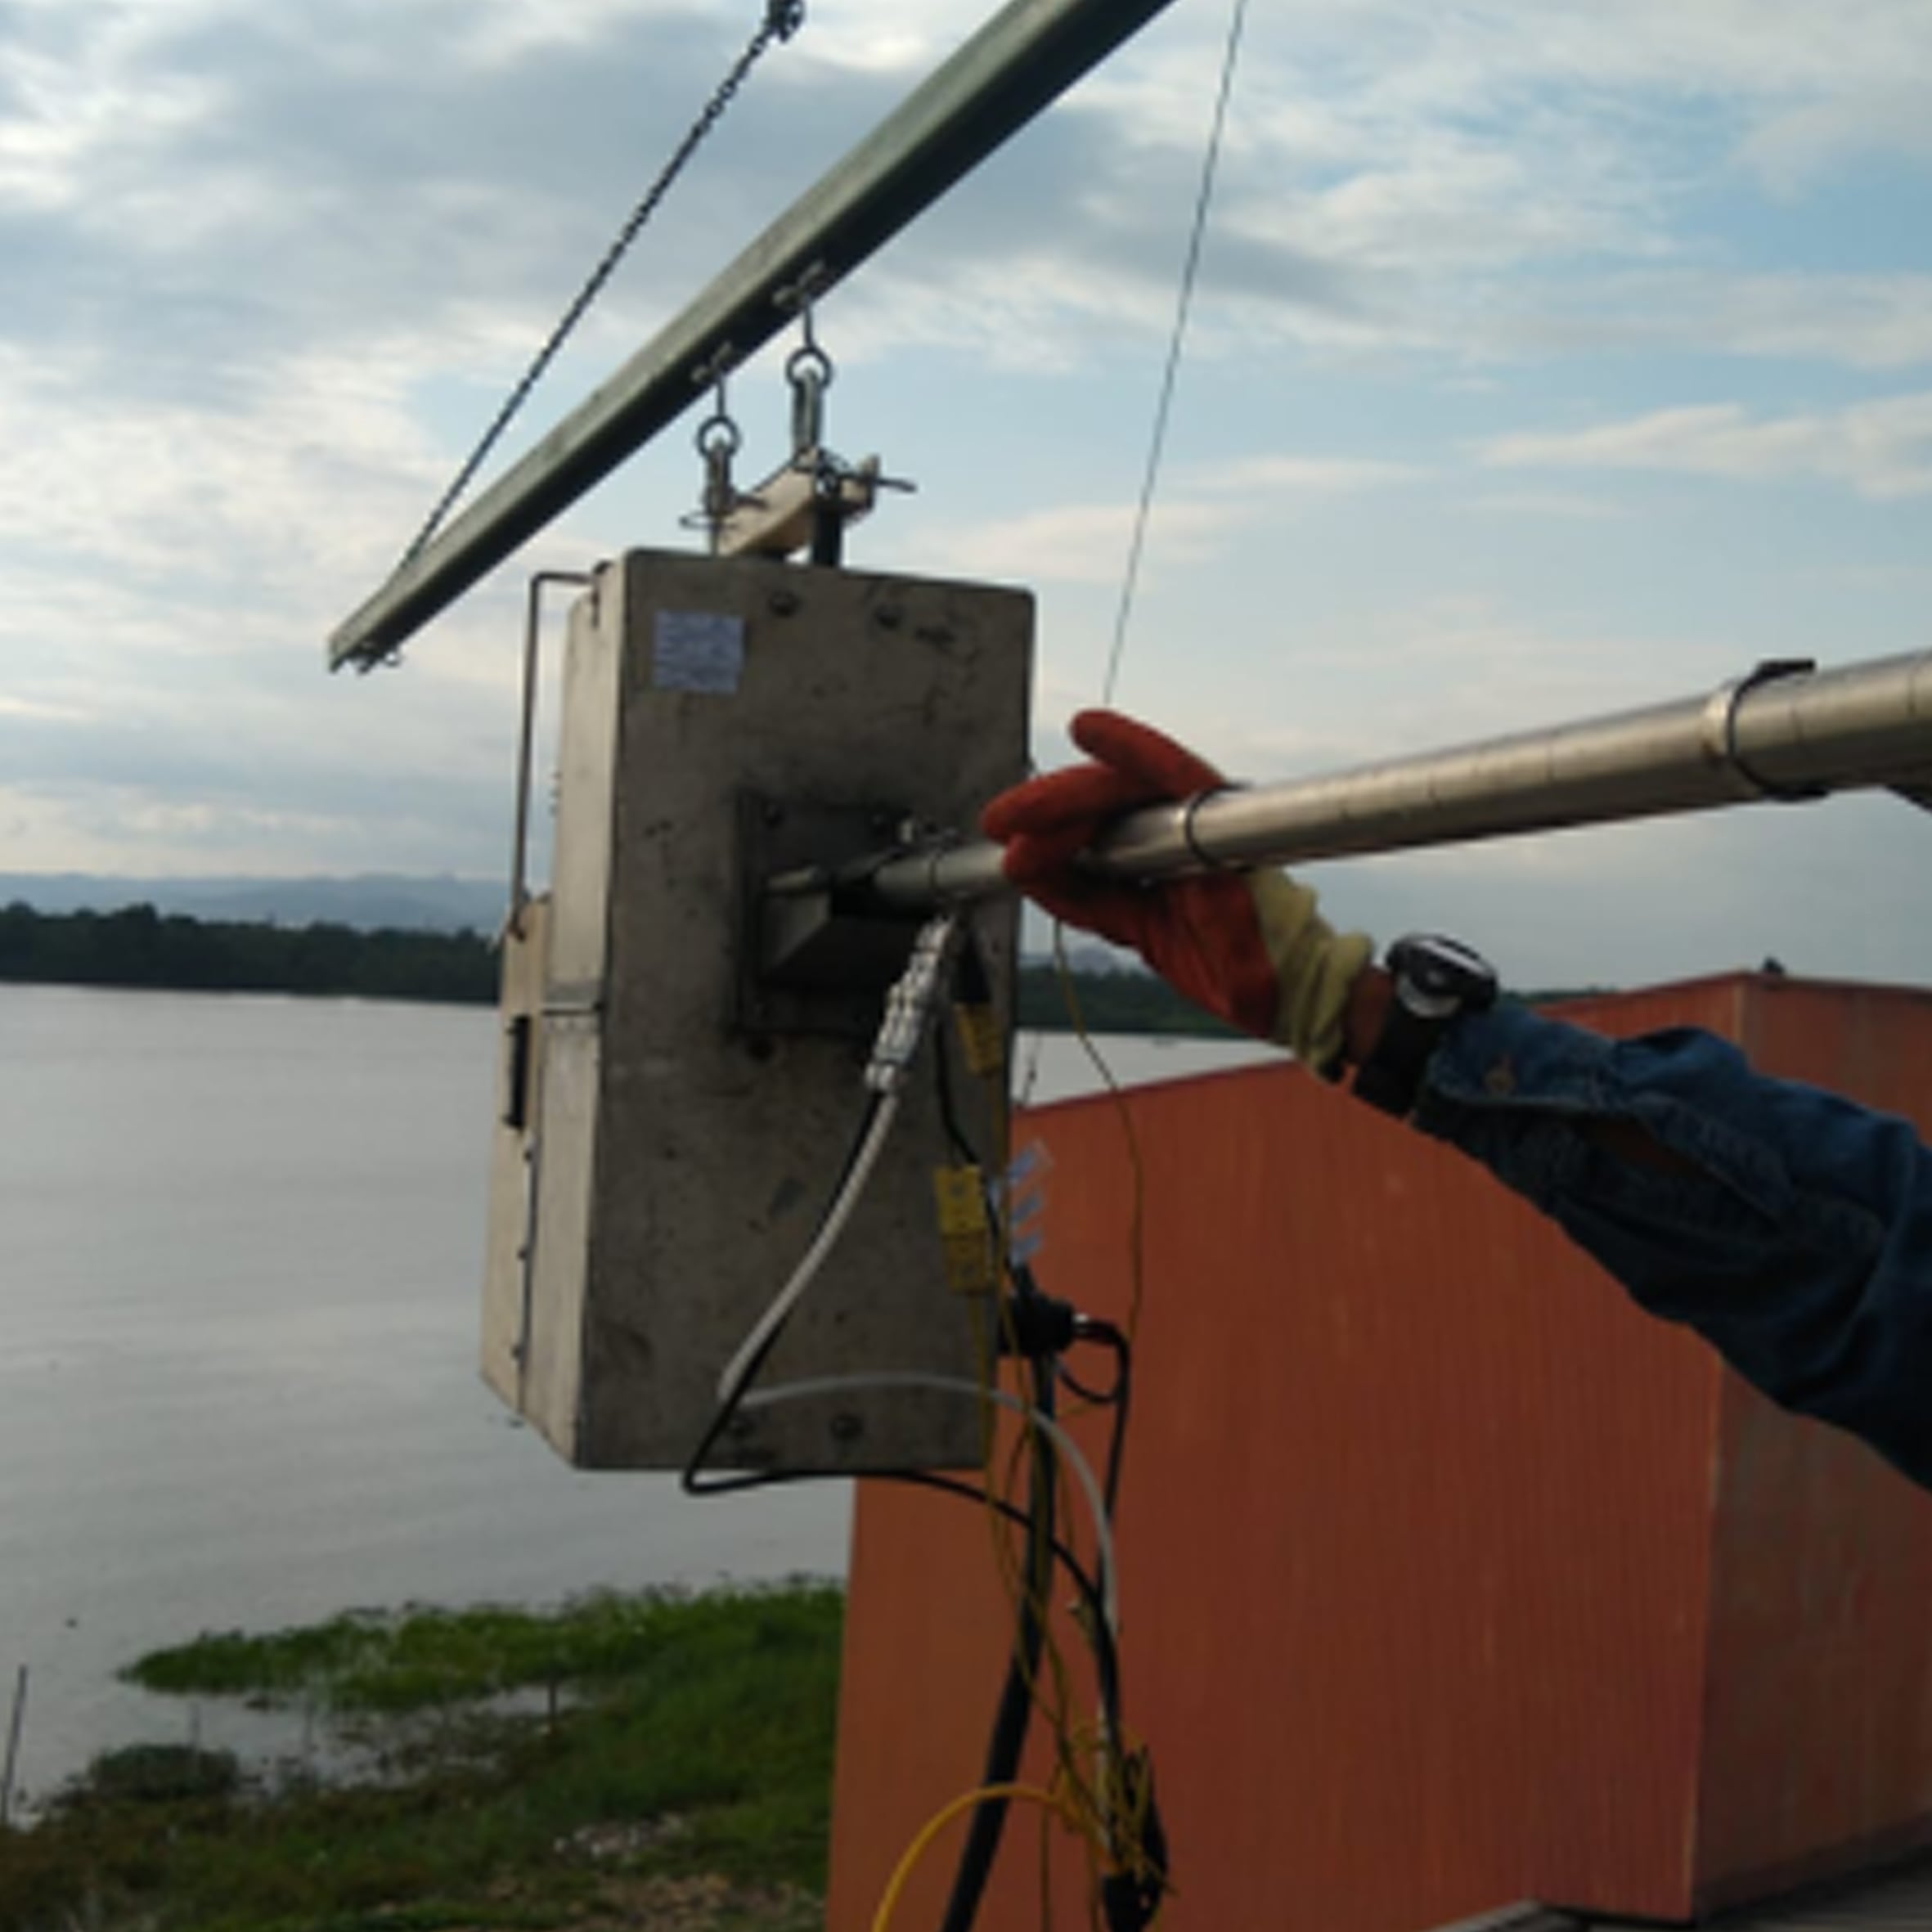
[1458,489,1630,521]
[920,499,1228,589]
[919,455,1422,586]
[1187,455,1427,496]
[1739,87,1932,195]
[0,344,442,590]
[1483,393,1932,499]
[1504,272,1932,372]
[0,694,90,722]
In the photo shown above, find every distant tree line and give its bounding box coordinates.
[0,903,1606,1031]
[0,901,1281,1034]
[0,903,498,1004]
[1015,960,1233,1036]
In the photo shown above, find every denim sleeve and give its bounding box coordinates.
[1412,1003,1932,1494]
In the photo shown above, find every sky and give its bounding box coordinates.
[2,0,1929,987]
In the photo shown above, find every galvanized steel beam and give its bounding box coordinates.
[328,0,1184,671]
[854,651,1932,910]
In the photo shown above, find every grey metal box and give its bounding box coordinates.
[482,549,1033,1471]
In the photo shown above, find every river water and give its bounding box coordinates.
[0,984,1270,1811]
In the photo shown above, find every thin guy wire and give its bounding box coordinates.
[1100,0,1251,707]
[400,2,805,567]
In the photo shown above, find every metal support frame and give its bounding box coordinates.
[328,0,1184,670]
[812,651,1932,913]
[508,570,595,933]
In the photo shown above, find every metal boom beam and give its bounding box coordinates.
[328,0,1184,671]
[852,652,1932,910]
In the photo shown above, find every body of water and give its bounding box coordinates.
[0,983,1271,1808]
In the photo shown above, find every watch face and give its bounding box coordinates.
[1390,934,1498,1009]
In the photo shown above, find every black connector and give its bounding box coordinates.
[997,1290,1079,1359]
[1099,1750,1169,1932]
[1102,1869,1165,1932]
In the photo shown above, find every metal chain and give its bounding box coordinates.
[400,0,807,567]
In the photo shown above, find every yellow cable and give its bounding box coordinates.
[869,1782,1076,1932]
[911,959,1143,1925]
[963,1015,1106,1828]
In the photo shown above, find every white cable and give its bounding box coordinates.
[716,912,957,1403]
[739,1371,1119,1633]
[714,1091,903,1402]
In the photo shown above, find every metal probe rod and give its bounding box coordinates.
[852,651,1932,911]
[327,0,1184,671]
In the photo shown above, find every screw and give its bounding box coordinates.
[874,604,902,631]
[767,587,800,617]
[829,1412,865,1445]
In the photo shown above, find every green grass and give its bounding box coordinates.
[1,1584,843,1932]
[124,1584,838,1715]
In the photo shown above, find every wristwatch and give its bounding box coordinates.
[1353,933,1498,1120]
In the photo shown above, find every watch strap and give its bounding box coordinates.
[1352,995,1443,1119]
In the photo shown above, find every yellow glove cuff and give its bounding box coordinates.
[1251,872,1373,1073]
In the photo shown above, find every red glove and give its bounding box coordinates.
[982,711,1372,1067]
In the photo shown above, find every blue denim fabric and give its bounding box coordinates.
[1412,1002,1932,1494]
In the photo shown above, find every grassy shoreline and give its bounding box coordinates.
[0,1584,842,1932]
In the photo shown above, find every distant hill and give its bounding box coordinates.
[0,874,506,934]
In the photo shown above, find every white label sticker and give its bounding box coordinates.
[652,610,744,694]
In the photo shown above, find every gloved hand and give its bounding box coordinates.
[982,710,1373,1073]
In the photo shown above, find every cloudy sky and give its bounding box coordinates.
[3,0,1929,986]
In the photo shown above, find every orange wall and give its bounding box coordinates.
[827,977,1932,1932]
[1695,979,1932,1907]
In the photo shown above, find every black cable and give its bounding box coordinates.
[1072,1323,1132,1521]
[931,973,1134,1925]
[938,1354,1056,1932]
[679,1458,1115,1710]
[1057,1323,1127,1407]
[679,954,1140,1927]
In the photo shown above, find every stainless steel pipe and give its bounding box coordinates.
[860,652,1932,911]
[328,0,1184,671]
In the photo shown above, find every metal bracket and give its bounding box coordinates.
[715,452,886,559]
[1702,657,1828,802]
[735,792,928,1038]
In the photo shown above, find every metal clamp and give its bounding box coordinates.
[1704,658,1827,802]
[1178,787,1243,870]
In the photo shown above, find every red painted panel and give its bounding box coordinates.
[827,977,1932,1932]
[1694,978,1932,1908]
